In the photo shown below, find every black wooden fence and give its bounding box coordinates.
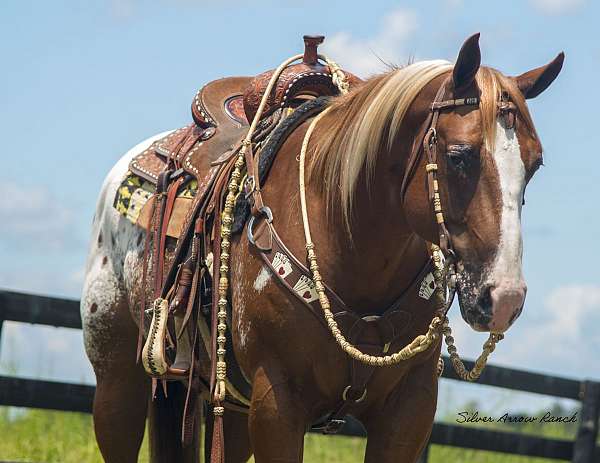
[0,289,599,462]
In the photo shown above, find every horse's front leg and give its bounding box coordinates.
[248,363,309,463]
[362,357,439,463]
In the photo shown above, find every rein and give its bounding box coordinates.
[297,75,504,379]
[213,57,508,422]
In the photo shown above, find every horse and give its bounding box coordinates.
[81,33,563,462]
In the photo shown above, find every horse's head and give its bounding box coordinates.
[404,34,564,333]
[309,37,562,333]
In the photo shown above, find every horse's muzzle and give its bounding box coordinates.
[485,281,527,333]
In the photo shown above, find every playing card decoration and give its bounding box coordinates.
[419,273,436,300]
[293,275,319,303]
[272,252,293,279]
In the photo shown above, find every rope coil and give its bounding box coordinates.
[214,51,502,417]
[298,98,502,377]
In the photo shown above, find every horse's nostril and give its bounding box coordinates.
[478,285,493,312]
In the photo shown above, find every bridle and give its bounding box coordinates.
[298,73,506,379]
[403,75,518,317]
[403,77,479,258]
[212,61,509,419]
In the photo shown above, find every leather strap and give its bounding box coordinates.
[152,171,170,297]
[157,176,184,294]
[242,142,266,215]
[136,195,158,363]
[253,221,432,325]
[401,77,481,258]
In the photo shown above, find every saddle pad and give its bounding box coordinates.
[113,173,155,224]
[113,172,198,238]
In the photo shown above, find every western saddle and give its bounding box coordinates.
[124,35,361,444]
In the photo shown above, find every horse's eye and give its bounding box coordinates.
[448,151,466,169]
[446,144,474,170]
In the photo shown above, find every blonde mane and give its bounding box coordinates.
[308,60,536,229]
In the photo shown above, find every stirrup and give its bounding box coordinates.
[142,298,194,379]
[142,298,170,376]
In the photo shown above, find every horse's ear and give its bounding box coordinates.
[453,33,481,91]
[513,52,565,99]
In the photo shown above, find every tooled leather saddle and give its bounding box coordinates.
[130,36,360,241]
[122,35,362,441]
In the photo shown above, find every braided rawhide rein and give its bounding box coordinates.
[215,55,503,430]
[298,77,503,379]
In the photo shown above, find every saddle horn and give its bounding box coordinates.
[303,35,325,65]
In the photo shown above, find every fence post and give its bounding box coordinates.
[572,380,600,463]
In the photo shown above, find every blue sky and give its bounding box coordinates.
[1,0,598,415]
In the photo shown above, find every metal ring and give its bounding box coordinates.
[247,206,273,247]
[342,386,367,403]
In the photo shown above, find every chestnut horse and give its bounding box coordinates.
[81,34,563,462]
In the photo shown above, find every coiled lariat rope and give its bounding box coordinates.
[298,85,503,378]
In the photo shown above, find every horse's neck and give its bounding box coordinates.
[309,172,429,315]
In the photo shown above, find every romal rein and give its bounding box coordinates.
[213,63,508,450]
[297,75,504,377]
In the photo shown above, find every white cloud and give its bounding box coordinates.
[530,0,585,15]
[322,7,419,77]
[0,182,77,252]
[543,284,600,338]
[496,284,600,376]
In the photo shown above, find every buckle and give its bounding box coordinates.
[425,127,437,149]
[311,418,346,434]
[169,168,186,181]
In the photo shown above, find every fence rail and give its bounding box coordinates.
[0,289,598,462]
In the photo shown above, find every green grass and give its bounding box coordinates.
[0,407,112,463]
[0,405,577,462]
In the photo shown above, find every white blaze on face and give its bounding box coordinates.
[489,119,526,285]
